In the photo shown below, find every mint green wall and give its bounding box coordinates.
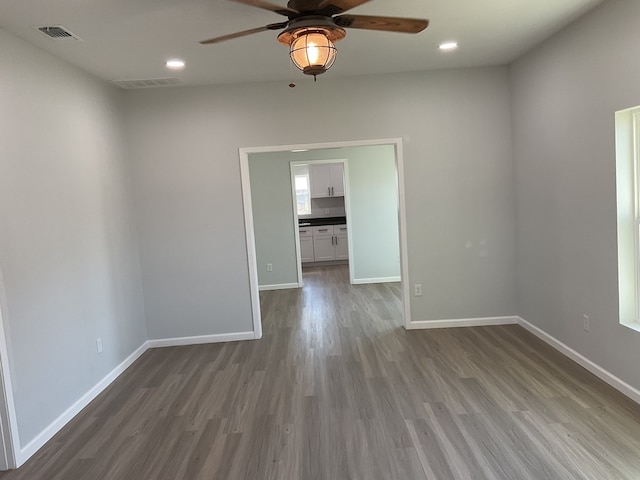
[248,153,298,287]
[249,145,401,287]
[345,145,400,281]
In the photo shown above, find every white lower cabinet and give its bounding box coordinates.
[300,236,315,263]
[299,227,314,263]
[313,234,336,261]
[334,225,348,260]
[335,233,349,260]
[300,224,348,263]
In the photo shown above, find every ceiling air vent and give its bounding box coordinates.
[35,25,83,41]
[110,78,182,89]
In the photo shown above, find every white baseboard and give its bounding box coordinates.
[17,341,150,466]
[352,276,401,285]
[22,314,640,470]
[517,316,640,405]
[258,283,300,291]
[407,316,518,330]
[16,329,259,467]
[147,331,257,348]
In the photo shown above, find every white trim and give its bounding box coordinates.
[341,159,355,286]
[16,329,258,467]
[621,321,640,334]
[615,107,640,328]
[258,283,300,291]
[289,162,304,288]
[517,317,640,405]
[634,111,640,323]
[352,276,401,285]
[0,290,19,470]
[239,138,411,338]
[239,138,406,155]
[147,331,256,348]
[395,141,412,330]
[407,316,518,330]
[18,342,149,465]
[239,153,263,340]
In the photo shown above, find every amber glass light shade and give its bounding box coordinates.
[289,30,337,77]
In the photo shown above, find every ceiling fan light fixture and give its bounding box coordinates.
[289,29,337,78]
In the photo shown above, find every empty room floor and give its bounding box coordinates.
[2,264,640,479]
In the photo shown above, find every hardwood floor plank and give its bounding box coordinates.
[181,418,223,479]
[407,417,455,479]
[421,402,486,480]
[2,264,640,479]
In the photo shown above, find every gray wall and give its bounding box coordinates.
[511,0,640,389]
[126,66,517,336]
[0,29,147,445]
[5,0,640,456]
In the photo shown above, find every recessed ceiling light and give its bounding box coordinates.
[165,59,185,70]
[439,41,459,51]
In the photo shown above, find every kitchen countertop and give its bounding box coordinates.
[298,216,347,227]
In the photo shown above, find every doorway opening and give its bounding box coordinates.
[239,138,411,338]
[291,158,350,288]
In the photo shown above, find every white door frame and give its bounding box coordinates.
[0,271,20,469]
[239,138,412,337]
[288,161,304,289]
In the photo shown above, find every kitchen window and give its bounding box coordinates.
[295,171,311,216]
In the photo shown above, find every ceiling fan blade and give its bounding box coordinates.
[200,22,288,45]
[316,0,371,14]
[230,0,299,16]
[334,14,429,34]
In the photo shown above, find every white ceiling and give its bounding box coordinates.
[0,0,604,87]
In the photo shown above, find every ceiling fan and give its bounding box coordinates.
[200,0,429,79]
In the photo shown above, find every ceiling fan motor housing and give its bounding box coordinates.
[277,16,346,45]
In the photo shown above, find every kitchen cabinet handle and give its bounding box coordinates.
[328,187,331,196]
[331,187,334,196]
[319,228,328,232]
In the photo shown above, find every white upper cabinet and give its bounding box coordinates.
[310,163,345,198]
[330,163,345,196]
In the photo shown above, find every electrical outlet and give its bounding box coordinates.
[414,284,422,297]
[96,338,103,354]
[582,314,590,332]
[266,263,273,272]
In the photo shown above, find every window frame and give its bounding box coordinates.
[615,105,640,331]
[633,111,640,322]
[294,171,311,216]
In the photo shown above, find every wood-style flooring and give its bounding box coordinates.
[2,264,640,479]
